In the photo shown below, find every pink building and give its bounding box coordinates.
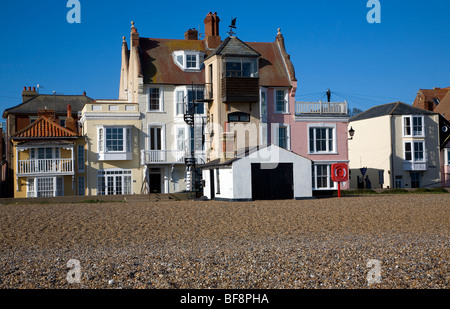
[267,95,351,192]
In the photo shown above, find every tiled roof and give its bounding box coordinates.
[434,91,450,121]
[139,36,294,87]
[12,116,78,138]
[350,102,436,122]
[139,38,209,85]
[3,94,93,118]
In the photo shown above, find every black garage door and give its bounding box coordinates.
[251,163,294,200]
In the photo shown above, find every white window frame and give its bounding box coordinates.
[403,140,426,162]
[308,124,337,154]
[173,86,206,116]
[446,149,450,165]
[27,177,64,198]
[97,169,132,196]
[403,115,425,137]
[272,123,290,150]
[175,126,186,152]
[173,51,205,71]
[312,164,337,190]
[274,89,289,114]
[148,124,166,151]
[97,126,132,161]
[148,87,164,112]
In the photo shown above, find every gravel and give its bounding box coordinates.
[0,194,448,289]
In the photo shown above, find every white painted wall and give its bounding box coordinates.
[232,145,312,199]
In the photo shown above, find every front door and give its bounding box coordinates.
[150,172,162,194]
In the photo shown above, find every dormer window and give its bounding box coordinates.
[173,51,204,71]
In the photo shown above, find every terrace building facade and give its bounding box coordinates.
[348,102,442,189]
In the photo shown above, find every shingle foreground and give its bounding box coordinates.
[0,194,448,289]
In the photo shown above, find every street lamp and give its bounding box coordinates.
[348,127,355,140]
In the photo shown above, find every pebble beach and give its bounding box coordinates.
[0,194,448,289]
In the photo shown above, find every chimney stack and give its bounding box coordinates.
[185,28,199,40]
[22,86,38,102]
[65,105,77,133]
[131,21,140,47]
[204,12,221,49]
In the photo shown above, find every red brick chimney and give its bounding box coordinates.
[65,105,77,133]
[22,86,38,102]
[204,12,221,49]
[185,28,199,40]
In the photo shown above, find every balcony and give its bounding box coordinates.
[142,150,206,165]
[221,77,259,103]
[403,162,427,171]
[18,159,74,176]
[295,101,348,115]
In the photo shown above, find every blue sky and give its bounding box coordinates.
[0,0,449,115]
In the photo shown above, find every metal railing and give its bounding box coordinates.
[295,101,348,115]
[142,150,206,164]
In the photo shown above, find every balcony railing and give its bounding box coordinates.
[403,162,427,171]
[295,101,348,115]
[142,150,206,165]
[18,159,74,176]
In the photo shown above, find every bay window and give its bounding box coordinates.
[403,115,424,137]
[404,141,425,162]
[98,126,132,161]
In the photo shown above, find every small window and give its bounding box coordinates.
[275,90,288,113]
[149,88,161,111]
[228,112,250,122]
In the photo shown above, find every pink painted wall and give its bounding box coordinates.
[266,84,350,190]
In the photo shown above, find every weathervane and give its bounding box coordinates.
[227,18,237,36]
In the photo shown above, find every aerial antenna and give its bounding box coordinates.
[327,89,331,102]
[227,18,237,36]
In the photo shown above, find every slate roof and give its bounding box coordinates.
[3,94,93,118]
[350,102,436,122]
[205,36,261,59]
[12,116,78,139]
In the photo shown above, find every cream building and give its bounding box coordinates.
[348,102,442,189]
[80,100,143,196]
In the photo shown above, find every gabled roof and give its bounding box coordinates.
[12,116,78,139]
[434,91,450,121]
[205,36,261,59]
[3,94,93,118]
[350,102,436,122]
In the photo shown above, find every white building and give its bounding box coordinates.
[201,145,312,201]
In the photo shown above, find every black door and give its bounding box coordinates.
[251,163,294,200]
[150,173,162,193]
